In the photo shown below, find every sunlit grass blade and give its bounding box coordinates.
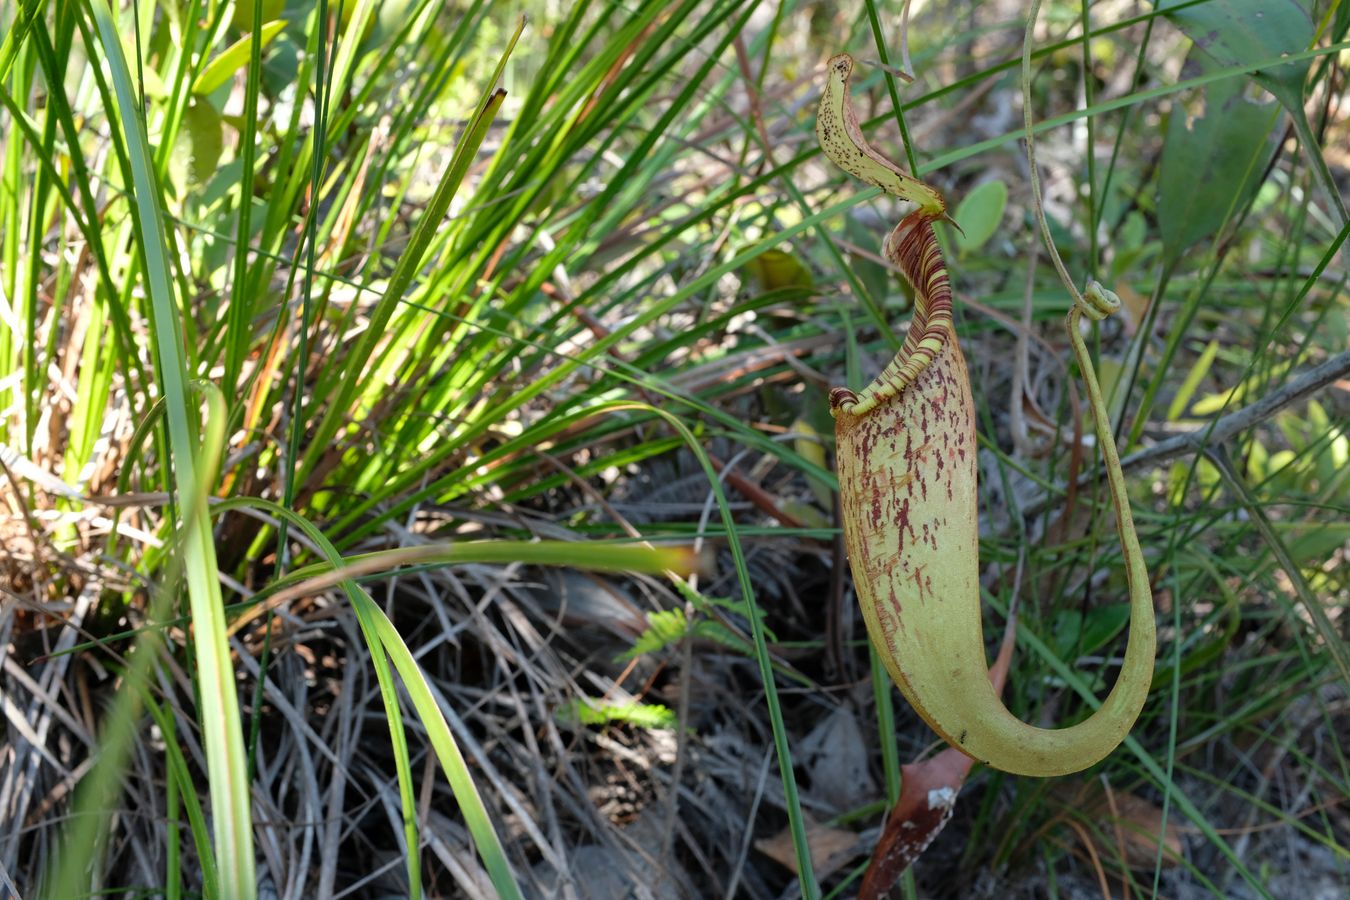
[232,540,705,636]
[191,20,286,96]
[84,2,254,894]
[45,377,230,897]
[296,17,523,486]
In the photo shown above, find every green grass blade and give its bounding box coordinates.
[297,18,522,484]
[84,4,254,892]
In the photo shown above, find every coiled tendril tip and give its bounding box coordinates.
[1076,280,1122,321]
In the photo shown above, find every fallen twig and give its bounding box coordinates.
[1023,348,1350,519]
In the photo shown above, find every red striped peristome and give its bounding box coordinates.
[829,210,953,417]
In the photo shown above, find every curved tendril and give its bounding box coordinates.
[1067,283,1150,650]
[1023,0,1084,310]
[1025,4,1149,634]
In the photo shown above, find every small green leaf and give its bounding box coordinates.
[555,698,677,730]
[791,415,832,510]
[952,179,1007,253]
[1054,606,1140,701]
[619,607,690,661]
[192,20,286,96]
[1107,211,1157,283]
[1052,609,1082,660]
[745,247,813,290]
[1079,603,1132,657]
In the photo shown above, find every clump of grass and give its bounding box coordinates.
[0,1,1346,897]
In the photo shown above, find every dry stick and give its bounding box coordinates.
[1011,240,1054,458]
[897,0,915,80]
[1117,349,1350,470]
[1022,347,1350,519]
[731,35,775,173]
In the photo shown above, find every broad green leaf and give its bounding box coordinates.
[230,0,284,33]
[1158,60,1277,264]
[1158,0,1347,229]
[192,20,286,96]
[170,98,224,193]
[745,246,813,290]
[1156,0,1313,111]
[1078,603,1132,657]
[952,178,1007,253]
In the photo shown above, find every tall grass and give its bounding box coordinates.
[0,0,1347,897]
